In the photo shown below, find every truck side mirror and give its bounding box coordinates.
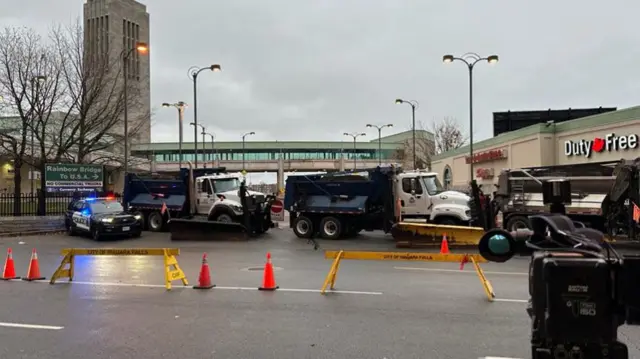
[410,178,416,195]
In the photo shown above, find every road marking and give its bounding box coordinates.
[394,266,528,276]
[493,298,528,303]
[43,281,383,295]
[0,322,64,330]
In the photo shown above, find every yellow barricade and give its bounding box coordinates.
[321,250,496,302]
[50,248,188,290]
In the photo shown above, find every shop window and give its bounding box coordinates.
[443,165,453,190]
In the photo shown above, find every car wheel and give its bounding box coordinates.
[92,227,101,241]
[66,223,76,236]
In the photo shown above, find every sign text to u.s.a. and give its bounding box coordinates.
[44,164,104,190]
[565,133,638,158]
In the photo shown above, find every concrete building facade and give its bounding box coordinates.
[431,106,640,190]
[83,0,151,144]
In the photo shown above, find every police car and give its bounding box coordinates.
[65,197,142,240]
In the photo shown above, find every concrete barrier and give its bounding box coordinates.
[0,216,65,237]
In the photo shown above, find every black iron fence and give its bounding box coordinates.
[0,192,123,217]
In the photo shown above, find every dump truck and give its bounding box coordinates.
[123,163,276,239]
[490,158,640,238]
[284,166,482,245]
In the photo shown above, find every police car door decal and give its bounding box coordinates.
[72,211,90,230]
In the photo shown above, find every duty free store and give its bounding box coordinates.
[431,106,640,190]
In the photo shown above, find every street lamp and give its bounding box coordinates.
[442,52,498,181]
[122,41,148,174]
[366,123,393,166]
[242,131,255,171]
[395,99,419,169]
[188,64,221,168]
[162,102,188,170]
[189,122,207,168]
[205,132,216,168]
[343,132,366,170]
[30,75,46,196]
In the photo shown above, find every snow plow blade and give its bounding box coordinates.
[391,222,485,248]
[169,217,249,241]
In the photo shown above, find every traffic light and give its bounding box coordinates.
[478,228,517,263]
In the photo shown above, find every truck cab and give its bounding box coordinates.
[395,170,471,225]
[195,173,270,223]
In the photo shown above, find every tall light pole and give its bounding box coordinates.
[343,132,366,170]
[162,102,188,170]
[30,75,46,195]
[188,64,221,168]
[442,52,499,182]
[122,42,148,174]
[206,132,215,168]
[395,99,418,169]
[190,122,207,168]
[366,123,393,166]
[242,131,255,171]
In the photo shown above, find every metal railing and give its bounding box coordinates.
[0,192,123,217]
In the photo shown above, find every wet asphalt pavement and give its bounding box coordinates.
[0,228,639,359]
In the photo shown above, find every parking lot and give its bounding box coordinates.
[1,228,639,359]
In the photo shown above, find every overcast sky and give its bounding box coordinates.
[2,0,639,144]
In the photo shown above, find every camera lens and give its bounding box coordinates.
[487,234,510,254]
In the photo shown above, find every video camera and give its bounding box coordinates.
[477,179,640,359]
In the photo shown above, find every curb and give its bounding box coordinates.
[0,229,66,238]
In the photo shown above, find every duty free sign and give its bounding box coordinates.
[564,133,638,158]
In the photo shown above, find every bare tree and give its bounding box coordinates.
[51,20,148,168]
[0,26,68,215]
[0,21,150,215]
[389,121,435,170]
[431,116,468,154]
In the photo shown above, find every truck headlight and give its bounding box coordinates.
[101,218,114,223]
[134,214,142,220]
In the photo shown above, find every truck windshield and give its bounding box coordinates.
[213,178,241,193]
[420,176,444,195]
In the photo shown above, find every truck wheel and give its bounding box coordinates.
[505,215,530,231]
[147,211,164,232]
[320,216,342,240]
[292,216,313,239]
[213,213,234,223]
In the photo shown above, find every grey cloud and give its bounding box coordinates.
[3,0,640,143]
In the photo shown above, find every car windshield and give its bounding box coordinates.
[89,201,124,214]
[213,178,241,193]
[420,175,444,195]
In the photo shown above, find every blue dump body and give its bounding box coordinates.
[123,168,227,215]
[284,166,396,214]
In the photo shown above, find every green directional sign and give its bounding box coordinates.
[44,164,104,193]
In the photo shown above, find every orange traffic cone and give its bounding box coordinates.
[23,248,45,281]
[440,233,450,254]
[193,253,215,289]
[258,252,278,291]
[1,248,20,280]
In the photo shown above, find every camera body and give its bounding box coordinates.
[528,250,633,358]
[477,180,640,359]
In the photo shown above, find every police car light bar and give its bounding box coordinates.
[85,196,116,202]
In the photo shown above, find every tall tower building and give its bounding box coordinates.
[83,0,151,147]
